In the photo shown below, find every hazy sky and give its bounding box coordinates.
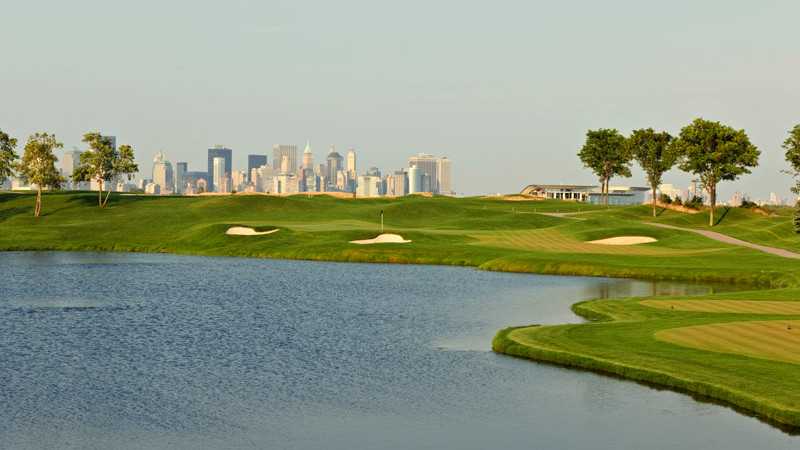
[3,1,800,200]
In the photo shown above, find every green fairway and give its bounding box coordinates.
[4,191,800,427]
[655,319,800,365]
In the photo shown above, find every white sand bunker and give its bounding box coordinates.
[226,227,280,236]
[349,233,411,244]
[586,236,657,245]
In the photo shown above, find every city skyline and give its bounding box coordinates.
[2,1,799,200]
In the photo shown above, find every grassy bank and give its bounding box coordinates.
[4,191,800,427]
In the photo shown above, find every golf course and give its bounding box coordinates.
[3,191,800,428]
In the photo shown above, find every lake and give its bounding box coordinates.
[0,251,796,449]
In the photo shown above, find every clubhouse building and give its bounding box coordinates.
[520,184,649,206]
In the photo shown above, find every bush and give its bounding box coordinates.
[673,196,682,206]
[740,200,757,208]
[683,199,702,210]
[658,193,672,204]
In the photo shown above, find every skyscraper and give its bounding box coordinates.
[325,145,343,189]
[302,141,313,172]
[207,145,232,192]
[213,157,226,193]
[273,144,298,175]
[176,162,187,194]
[247,155,267,182]
[152,151,174,194]
[62,148,82,190]
[437,157,452,196]
[347,149,356,173]
[409,153,439,193]
[407,165,421,194]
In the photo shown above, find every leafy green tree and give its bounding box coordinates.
[13,133,65,216]
[674,118,760,226]
[783,124,800,194]
[72,133,113,207]
[0,128,18,185]
[101,144,138,207]
[578,128,631,206]
[627,128,677,217]
[72,133,138,207]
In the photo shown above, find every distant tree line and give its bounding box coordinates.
[578,117,775,227]
[0,129,138,216]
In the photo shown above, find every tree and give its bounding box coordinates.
[627,128,677,217]
[72,133,138,207]
[782,124,800,233]
[578,128,631,206]
[0,128,18,185]
[13,133,65,216]
[102,144,138,207]
[783,124,800,194]
[674,118,760,226]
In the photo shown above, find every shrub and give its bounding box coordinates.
[658,193,672,204]
[673,196,682,206]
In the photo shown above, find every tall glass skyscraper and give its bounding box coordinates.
[207,145,232,192]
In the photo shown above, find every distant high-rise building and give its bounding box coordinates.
[207,145,232,192]
[213,157,226,193]
[325,146,343,188]
[347,149,356,173]
[176,162,187,194]
[302,141,314,173]
[406,165,421,194]
[152,151,174,194]
[247,155,267,182]
[231,170,247,189]
[62,148,83,190]
[356,175,380,197]
[281,155,290,174]
[391,171,408,196]
[273,144,298,174]
[437,157,452,196]
[409,153,439,193]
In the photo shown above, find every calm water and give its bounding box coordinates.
[0,251,796,449]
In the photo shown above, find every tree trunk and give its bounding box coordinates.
[102,184,113,207]
[709,185,716,226]
[652,185,657,218]
[35,185,42,217]
[98,176,104,207]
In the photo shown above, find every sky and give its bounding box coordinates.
[3,0,800,200]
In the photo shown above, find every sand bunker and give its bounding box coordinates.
[226,227,279,236]
[586,236,657,245]
[349,233,411,244]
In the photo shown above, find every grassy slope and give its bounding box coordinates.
[5,191,800,427]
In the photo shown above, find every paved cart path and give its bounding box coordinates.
[646,222,800,259]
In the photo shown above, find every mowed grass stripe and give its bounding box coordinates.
[641,300,800,314]
[656,320,800,365]
[473,229,710,255]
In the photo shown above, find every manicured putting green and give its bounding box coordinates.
[641,300,800,314]
[655,320,800,365]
